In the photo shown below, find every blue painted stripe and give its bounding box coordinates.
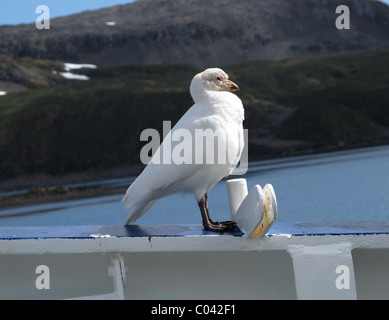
[0,221,388,240]
[269,221,389,236]
[0,224,243,240]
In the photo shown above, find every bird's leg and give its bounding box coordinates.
[205,193,236,229]
[198,194,235,232]
[198,198,225,232]
[203,193,215,224]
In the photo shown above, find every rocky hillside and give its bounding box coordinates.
[0,55,64,92]
[0,0,388,67]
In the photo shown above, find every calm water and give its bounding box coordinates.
[1,145,388,227]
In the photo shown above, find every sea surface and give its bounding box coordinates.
[0,145,388,227]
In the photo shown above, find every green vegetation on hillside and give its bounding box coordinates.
[0,49,388,180]
[231,49,389,145]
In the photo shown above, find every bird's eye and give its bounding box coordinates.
[216,77,221,81]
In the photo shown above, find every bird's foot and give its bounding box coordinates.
[203,220,237,233]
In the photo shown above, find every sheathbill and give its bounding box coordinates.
[122,68,244,232]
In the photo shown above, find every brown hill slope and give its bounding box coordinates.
[0,0,388,67]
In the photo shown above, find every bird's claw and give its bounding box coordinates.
[204,220,237,233]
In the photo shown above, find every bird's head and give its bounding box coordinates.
[191,68,240,96]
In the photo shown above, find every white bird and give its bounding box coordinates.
[122,68,244,232]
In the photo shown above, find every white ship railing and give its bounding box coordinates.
[0,178,388,300]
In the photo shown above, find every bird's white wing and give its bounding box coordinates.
[123,96,244,224]
[122,105,209,223]
[227,123,244,175]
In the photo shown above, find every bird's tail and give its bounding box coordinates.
[121,184,135,208]
[124,200,157,225]
[122,182,157,225]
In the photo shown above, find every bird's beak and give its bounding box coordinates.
[223,79,240,92]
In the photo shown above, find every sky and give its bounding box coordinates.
[1,0,389,26]
[0,0,136,25]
